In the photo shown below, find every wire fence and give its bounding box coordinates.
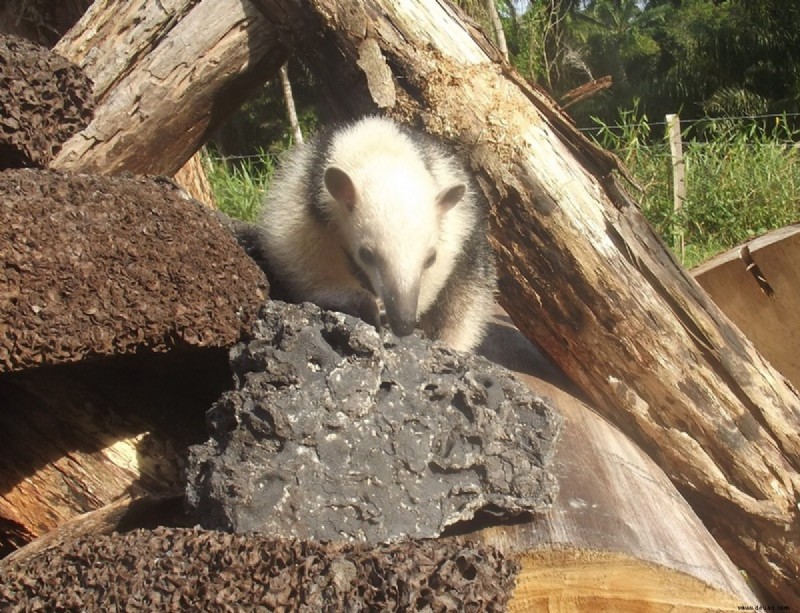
[206,151,280,163]
[578,111,800,148]
[578,111,800,132]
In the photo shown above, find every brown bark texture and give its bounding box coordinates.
[48,0,288,176]
[0,34,93,169]
[247,0,800,605]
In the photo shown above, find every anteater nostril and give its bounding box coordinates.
[390,319,416,337]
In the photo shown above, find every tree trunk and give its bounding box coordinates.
[249,0,800,604]
[484,0,508,61]
[279,63,304,144]
[48,0,287,176]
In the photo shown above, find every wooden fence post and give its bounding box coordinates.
[666,113,686,260]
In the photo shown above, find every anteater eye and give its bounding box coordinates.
[359,247,378,267]
[424,250,437,269]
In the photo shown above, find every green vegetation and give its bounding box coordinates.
[207,112,800,269]
[205,150,275,223]
[493,0,800,129]
[593,109,800,267]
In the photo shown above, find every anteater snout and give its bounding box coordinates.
[388,317,416,337]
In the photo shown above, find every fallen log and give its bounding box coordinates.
[49,0,286,176]
[245,0,800,604]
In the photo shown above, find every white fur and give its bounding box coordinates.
[322,119,475,312]
[260,117,491,351]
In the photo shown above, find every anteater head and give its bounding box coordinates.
[324,163,465,337]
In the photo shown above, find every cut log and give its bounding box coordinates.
[0,348,231,556]
[246,0,800,604]
[48,0,287,176]
[478,307,757,610]
[693,224,800,389]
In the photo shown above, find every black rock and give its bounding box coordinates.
[186,301,562,543]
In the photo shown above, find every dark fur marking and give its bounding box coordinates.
[305,126,338,225]
[343,248,375,294]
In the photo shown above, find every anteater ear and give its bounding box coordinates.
[324,166,357,211]
[435,183,466,213]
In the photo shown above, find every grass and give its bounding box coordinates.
[204,149,275,223]
[592,107,800,268]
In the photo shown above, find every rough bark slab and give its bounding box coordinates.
[693,224,800,389]
[0,34,93,169]
[49,0,287,176]
[0,527,517,612]
[247,0,800,604]
[0,169,267,372]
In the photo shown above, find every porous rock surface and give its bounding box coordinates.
[0,169,268,372]
[187,301,562,543]
[0,527,518,612]
[0,34,94,169]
